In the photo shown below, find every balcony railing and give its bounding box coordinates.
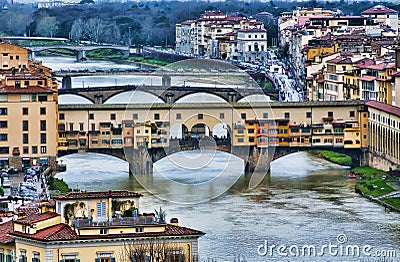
[72,215,156,228]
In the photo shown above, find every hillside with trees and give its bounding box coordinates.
[0,1,398,47]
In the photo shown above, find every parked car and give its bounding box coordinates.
[2,178,11,187]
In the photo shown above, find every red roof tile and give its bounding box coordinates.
[11,223,78,242]
[53,190,142,200]
[0,221,14,244]
[11,223,204,242]
[15,206,40,217]
[359,75,376,82]
[367,101,400,117]
[0,85,55,94]
[362,5,397,15]
[15,211,60,225]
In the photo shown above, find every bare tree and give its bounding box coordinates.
[118,238,184,262]
[70,18,86,42]
[86,18,106,44]
[35,16,59,38]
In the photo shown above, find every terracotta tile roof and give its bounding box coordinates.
[6,75,45,80]
[11,223,78,242]
[53,190,142,200]
[326,57,352,64]
[15,211,60,225]
[238,28,266,33]
[0,221,14,244]
[362,5,397,15]
[15,206,40,217]
[359,75,376,82]
[0,85,55,94]
[11,223,204,242]
[367,101,400,117]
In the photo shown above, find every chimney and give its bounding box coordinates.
[170,218,179,226]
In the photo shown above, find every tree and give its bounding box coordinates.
[36,16,59,38]
[155,207,166,223]
[70,18,86,42]
[118,238,182,262]
[86,18,106,44]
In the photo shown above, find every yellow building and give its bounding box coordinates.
[0,191,204,262]
[0,42,29,71]
[0,42,58,170]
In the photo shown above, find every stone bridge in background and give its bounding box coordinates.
[26,45,130,61]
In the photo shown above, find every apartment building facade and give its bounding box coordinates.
[0,43,58,170]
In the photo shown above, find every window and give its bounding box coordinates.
[110,114,116,120]
[20,94,30,102]
[38,95,47,102]
[38,80,43,86]
[32,94,36,102]
[24,81,29,86]
[23,134,29,144]
[136,227,144,232]
[96,202,106,219]
[22,107,28,115]
[102,140,109,144]
[19,249,26,262]
[89,113,94,120]
[23,121,28,131]
[0,134,7,141]
[59,113,65,120]
[40,107,46,115]
[32,252,40,262]
[15,81,21,88]
[0,95,7,102]
[0,121,6,128]
[40,120,46,131]
[0,147,8,154]
[198,114,203,120]
[41,133,46,144]
[79,123,84,131]
[69,123,74,131]
[32,146,38,154]
[100,229,108,235]
[248,129,255,134]
[132,114,138,120]
[23,146,28,154]
[249,137,255,142]
[220,113,224,119]
[306,112,311,118]
[349,111,355,117]
[16,55,19,60]
[154,113,160,120]
[41,146,46,153]
[263,112,268,119]
[241,113,246,119]
[91,123,96,131]
[176,113,181,120]
[284,112,290,119]
[238,138,244,143]
[237,129,244,134]
[0,108,7,115]
[328,111,333,118]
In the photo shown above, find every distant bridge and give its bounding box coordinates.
[25,45,130,61]
[0,36,69,42]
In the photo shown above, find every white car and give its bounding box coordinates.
[2,178,11,187]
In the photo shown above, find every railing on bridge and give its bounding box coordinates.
[72,215,156,228]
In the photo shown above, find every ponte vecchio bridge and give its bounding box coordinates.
[57,101,370,174]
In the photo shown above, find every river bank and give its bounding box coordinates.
[353,166,400,211]
[311,150,353,166]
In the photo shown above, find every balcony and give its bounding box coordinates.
[72,215,156,228]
